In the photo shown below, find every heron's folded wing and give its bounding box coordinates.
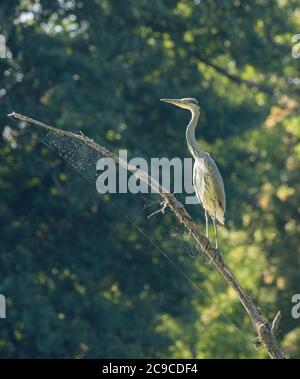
[193,159,205,204]
[207,155,226,213]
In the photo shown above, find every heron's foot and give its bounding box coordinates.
[208,249,224,265]
[147,199,168,219]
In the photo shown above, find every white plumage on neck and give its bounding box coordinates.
[186,108,206,159]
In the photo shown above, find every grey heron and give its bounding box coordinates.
[160,98,226,249]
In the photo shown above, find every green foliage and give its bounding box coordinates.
[0,0,299,358]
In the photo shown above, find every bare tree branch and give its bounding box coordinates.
[8,112,285,359]
[196,56,274,95]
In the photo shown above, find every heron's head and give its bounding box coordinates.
[160,98,200,112]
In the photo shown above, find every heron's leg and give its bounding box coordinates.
[209,213,224,264]
[213,216,218,249]
[205,210,209,238]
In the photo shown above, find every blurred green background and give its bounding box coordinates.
[0,0,300,358]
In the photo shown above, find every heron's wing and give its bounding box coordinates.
[193,160,205,205]
[207,155,226,213]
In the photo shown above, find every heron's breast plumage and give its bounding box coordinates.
[193,155,226,225]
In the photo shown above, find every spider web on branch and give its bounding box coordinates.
[43,130,101,184]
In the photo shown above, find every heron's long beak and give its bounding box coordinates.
[160,98,184,108]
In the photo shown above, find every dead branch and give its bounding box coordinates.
[8,112,285,359]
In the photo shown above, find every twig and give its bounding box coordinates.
[147,199,168,219]
[271,311,282,337]
[7,112,285,359]
[196,56,274,95]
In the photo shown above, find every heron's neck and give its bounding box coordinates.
[186,109,205,159]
